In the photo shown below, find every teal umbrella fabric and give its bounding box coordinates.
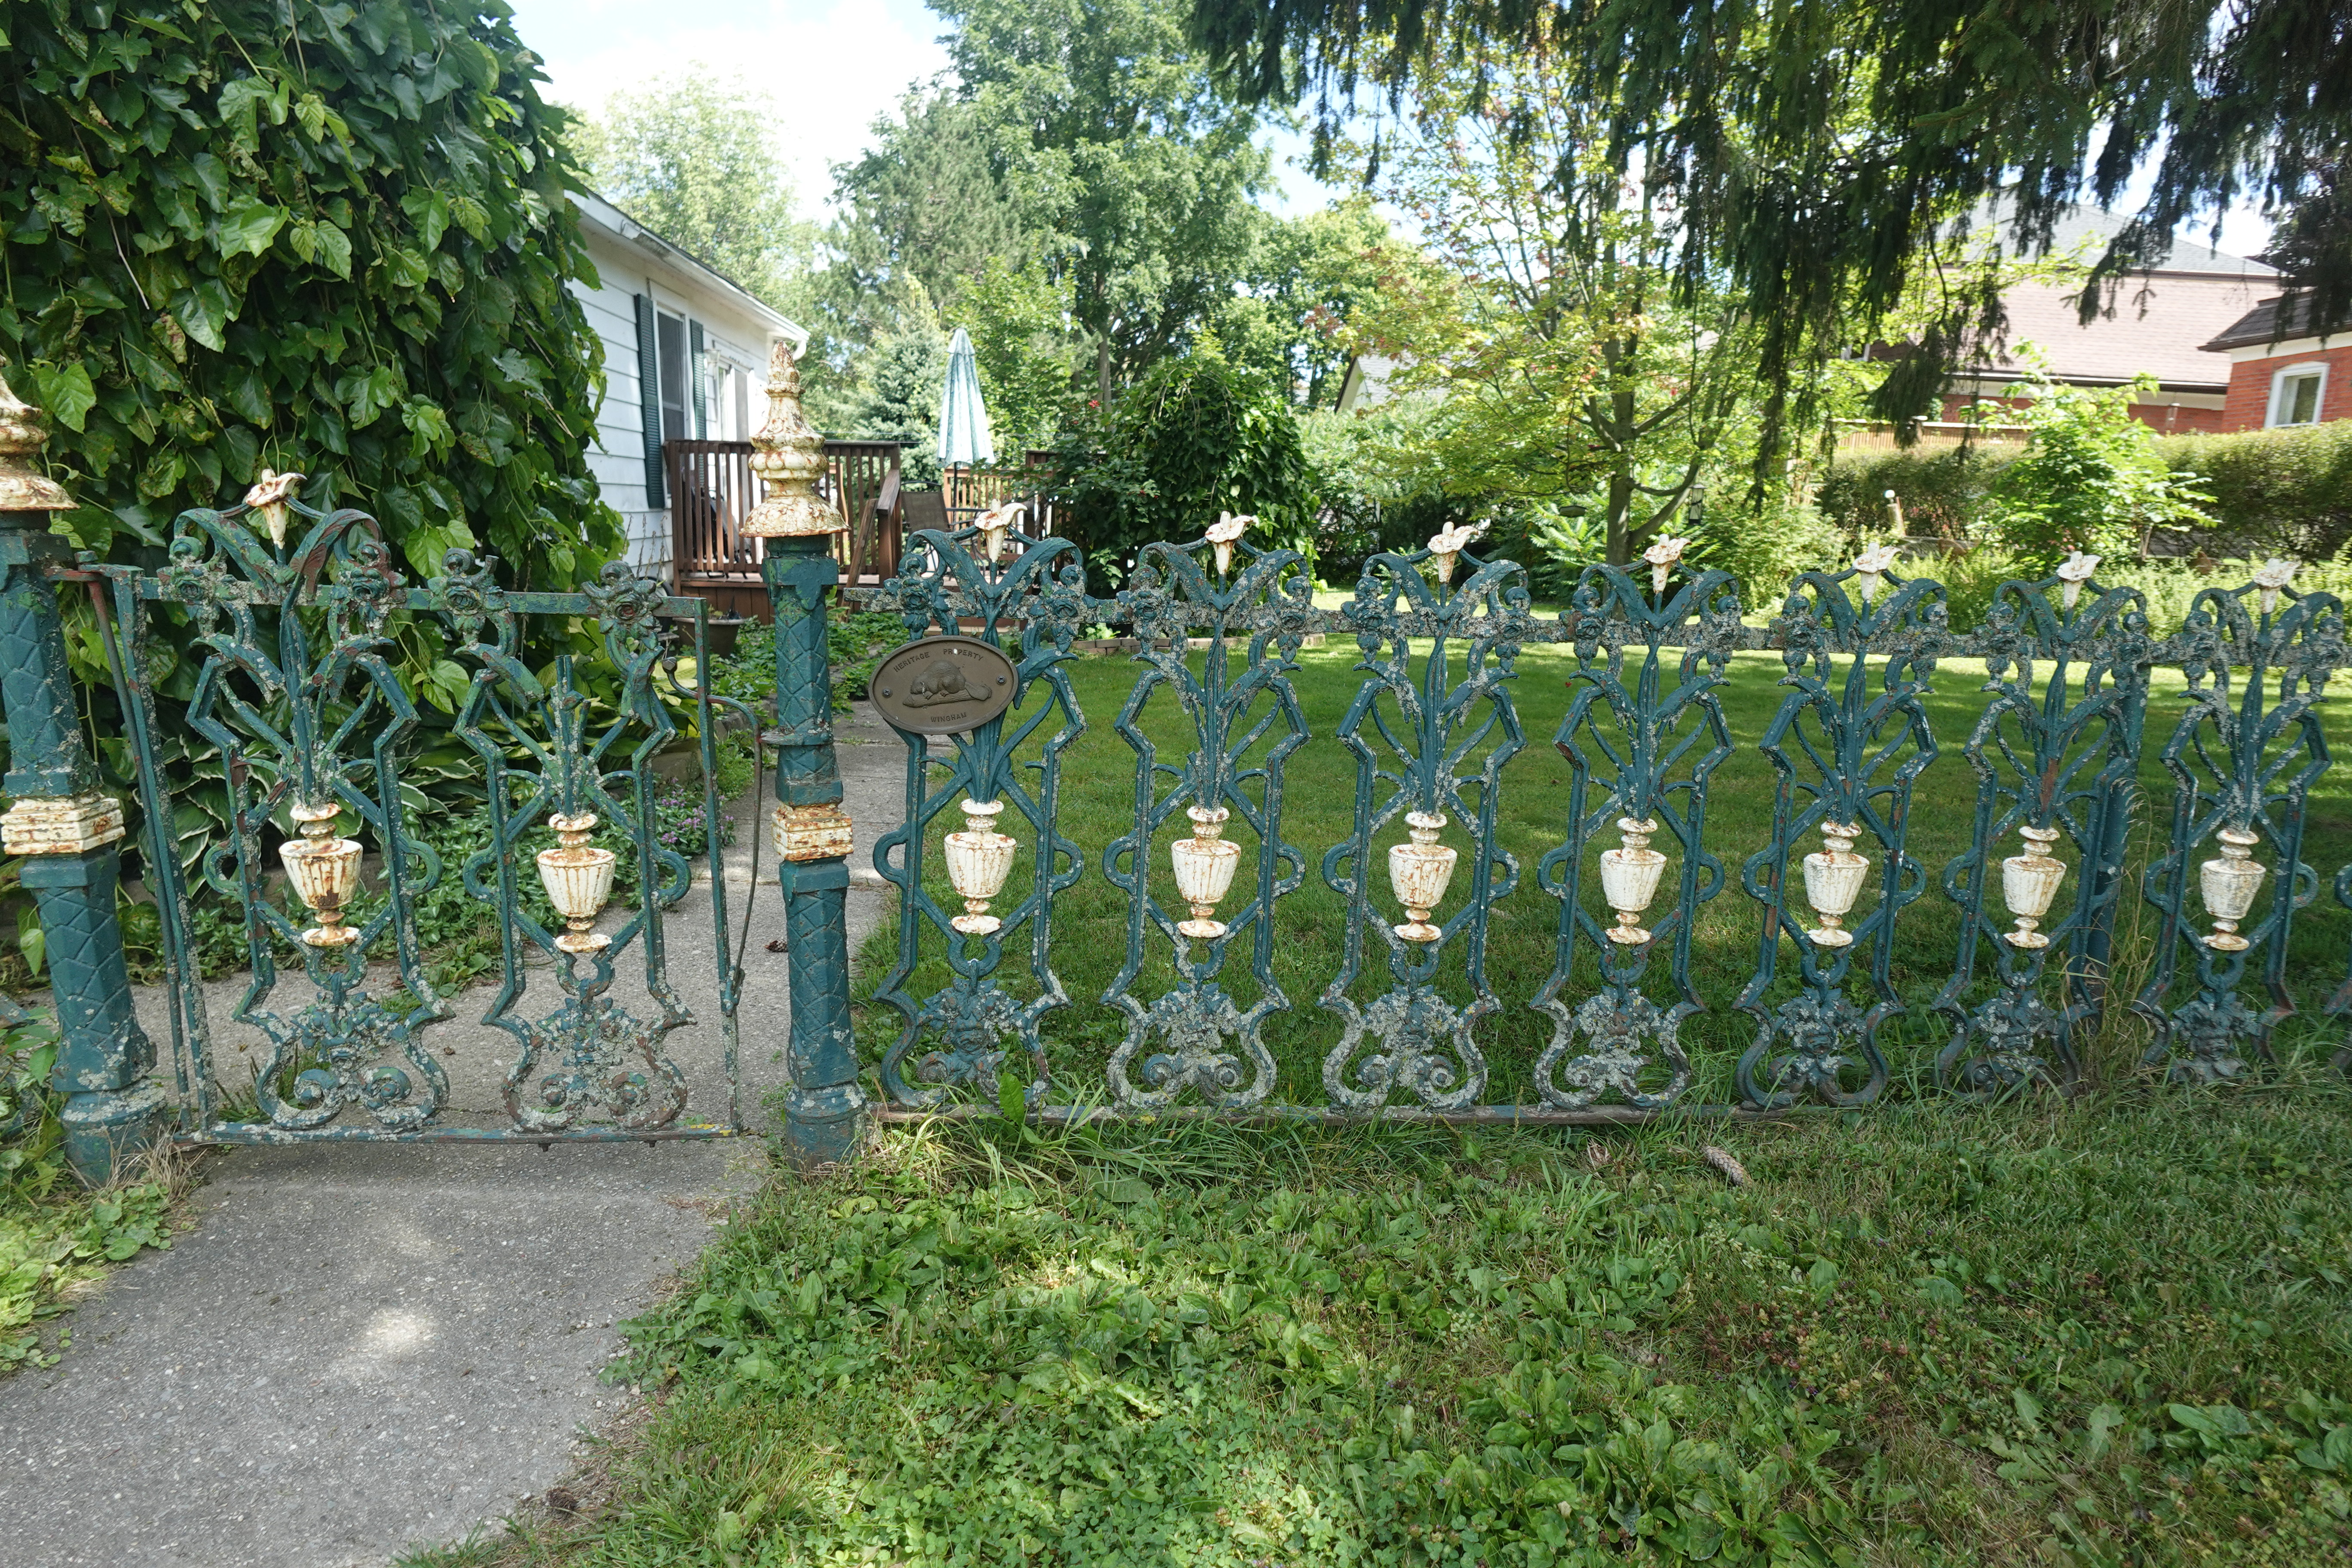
[936,327,996,468]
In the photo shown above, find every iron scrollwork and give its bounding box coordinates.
[1533,555,1740,1110]
[1101,525,1314,1108]
[437,554,694,1132]
[1735,563,1945,1107]
[2136,575,2343,1081]
[161,485,446,1130]
[1935,559,2153,1093]
[866,512,1091,1106]
[1320,531,1531,1110]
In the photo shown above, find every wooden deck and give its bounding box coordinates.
[668,439,907,618]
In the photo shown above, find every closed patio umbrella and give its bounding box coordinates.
[936,327,995,469]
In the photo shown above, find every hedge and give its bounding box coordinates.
[1814,444,2011,542]
[1817,421,2352,560]
[2160,423,2352,560]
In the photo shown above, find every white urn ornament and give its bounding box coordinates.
[1170,805,1241,939]
[1599,816,1668,945]
[1801,821,1869,946]
[2198,827,2266,952]
[536,812,617,954]
[943,799,1017,935]
[1387,812,1458,943]
[2000,824,2067,948]
[279,801,363,949]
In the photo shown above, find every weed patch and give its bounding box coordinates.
[0,1017,183,1370]
[428,1087,2352,1565]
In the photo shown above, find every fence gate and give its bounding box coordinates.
[0,358,874,1181]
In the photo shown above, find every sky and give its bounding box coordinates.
[504,0,1341,220]
[506,0,2277,260]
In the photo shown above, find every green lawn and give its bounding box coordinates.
[413,1090,2352,1567]
[403,637,2352,1568]
[854,642,2352,1103]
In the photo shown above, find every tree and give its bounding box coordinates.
[1218,198,1402,408]
[0,0,617,597]
[799,88,1023,422]
[837,322,952,489]
[1188,0,2352,462]
[570,69,814,311]
[2261,164,2352,335]
[830,87,1026,321]
[1351,41,1759,567]
[942,0,1274,398]
[1047,345,1315,573]
[945,257,1084,450]
[1984,368,2214,572]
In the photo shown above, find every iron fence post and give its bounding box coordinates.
[0,374,162,1182]
[744,344,861,1164]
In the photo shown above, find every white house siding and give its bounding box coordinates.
[569,194,800,580]
[569,256,659,571]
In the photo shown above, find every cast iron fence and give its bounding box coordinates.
[844,515,2348,1122]
[5,356,2350,1182]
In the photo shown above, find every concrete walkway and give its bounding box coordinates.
[0,709,909,1568]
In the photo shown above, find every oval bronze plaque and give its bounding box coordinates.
[868,635,1020,735]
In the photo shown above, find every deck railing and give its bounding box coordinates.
[668,439,906,614]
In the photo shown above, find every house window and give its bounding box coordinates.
[2267,364,2327,428]
[657,311,690,442]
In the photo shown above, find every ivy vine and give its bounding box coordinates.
[0,0,622,606]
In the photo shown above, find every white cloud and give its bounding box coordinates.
[509,0,953,220]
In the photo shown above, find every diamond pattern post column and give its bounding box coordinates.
[742,343,863,1164]
[0,372,163,1182]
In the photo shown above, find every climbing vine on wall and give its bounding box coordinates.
[0,0,622,602]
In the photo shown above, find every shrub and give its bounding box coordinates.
[1687,491,1845,609]
[1983,376,2214,571]
[2158,422,2352,561]
[1299,403,1452,582]
[1044,347,1315,581]
[0,0,619,584]
[1824,421,2352,568]
[1816,444,2016,543]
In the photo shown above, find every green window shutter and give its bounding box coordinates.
[634,293,666,509]
[689,320,708,439]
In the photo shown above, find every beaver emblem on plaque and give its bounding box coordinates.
[870,635,1020,735]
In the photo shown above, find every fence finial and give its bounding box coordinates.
[742,340,844,539]
[0,370,74,513]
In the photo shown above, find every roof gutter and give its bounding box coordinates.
[568,188,804,347]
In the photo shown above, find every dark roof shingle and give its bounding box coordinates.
[2202,294,2351,352]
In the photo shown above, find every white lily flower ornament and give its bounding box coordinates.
[2252,557,2297,616]
[2055,550,2100,609]
[1426,521,1487,586]
[1851,542,1901,605]
[1642,535,1690,597]
[1205,511,1253,576]
[973,500,1025,566]
[244,468,306,549]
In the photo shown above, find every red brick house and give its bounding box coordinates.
[2201,294,2349,431]
[1939,208,2279,436]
